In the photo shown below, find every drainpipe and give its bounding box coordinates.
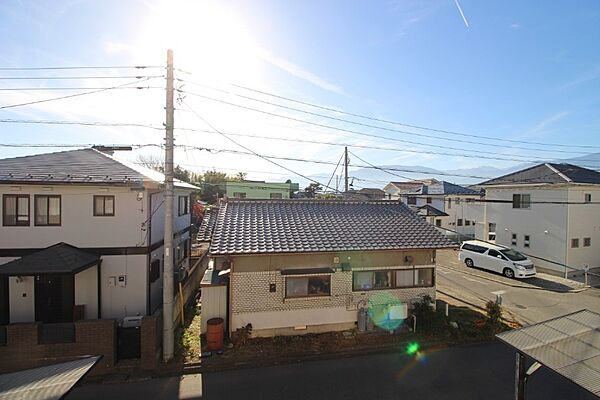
[564,198,570,279]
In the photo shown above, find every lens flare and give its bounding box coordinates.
[367,291,406,331]
[406,342,420,355]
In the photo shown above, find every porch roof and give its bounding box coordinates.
[0,243,100,276]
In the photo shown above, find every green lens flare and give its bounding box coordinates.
[406,342,420,355]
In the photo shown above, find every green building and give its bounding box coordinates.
[224,181,300,199]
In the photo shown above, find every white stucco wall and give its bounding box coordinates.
[566,186,600,270]
[0,185,147,248]
[149,190,192,245]
[9,276,34,323]
[74,265,98,320]
[100,254,147,319]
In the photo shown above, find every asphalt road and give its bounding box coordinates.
[436,253,600,325]
[69,342,596,400]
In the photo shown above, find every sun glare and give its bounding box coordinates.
[136,0,261,84]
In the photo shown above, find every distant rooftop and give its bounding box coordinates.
[385,179,479,195]
[480,163,600,186]
[0,148,198,189]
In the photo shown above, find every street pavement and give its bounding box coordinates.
[436,251,600,325]
[69,342,596,400]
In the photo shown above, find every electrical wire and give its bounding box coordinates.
[348,150,414,181]
[0,77,156,110]
[0,119,163,130]
[0,86,164,91]
[178,78,600,151]
[325,151,345,192]
[0,65,163,71]
[0,75,164,80]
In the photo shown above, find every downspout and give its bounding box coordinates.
[564,194,570,279]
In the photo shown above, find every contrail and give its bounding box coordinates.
[454,0,469,27]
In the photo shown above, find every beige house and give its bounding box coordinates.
[201,199,455,337]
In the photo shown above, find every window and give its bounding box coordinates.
[584,237,591,247]
[488,249,503,259]
[512,194,531,209]
[461,243,487,253]
[34,195,61,226]
[353,268,435,291]
[585,193,592,203]
[511,233,517,246]
[465,220,471,226]
[571,238,579,248]
[524,235,530,248]
[447,198,452,209]
[149,259,160,283]
[178,195,189,216]
[488,222,497,241]
[435,219,442,227]
[2,194,29,226]
[270,193,283,199]
[407,197,417,205]
[286,275,331,298]
[426,197,432,204]
[93,195,114,216]
[455,198,460,204]
[233,192,246,199]
[457,219,463,226]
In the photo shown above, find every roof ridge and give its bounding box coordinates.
[544,163,572,183]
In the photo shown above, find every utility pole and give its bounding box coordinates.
[163,49,175,363]
[344,146,349,193]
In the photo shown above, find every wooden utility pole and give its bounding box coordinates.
[163,49,175,362]
[344,146,349,193]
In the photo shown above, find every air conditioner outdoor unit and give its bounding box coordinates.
[122,315,143,328]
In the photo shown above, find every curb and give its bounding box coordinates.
[438,264,586,293]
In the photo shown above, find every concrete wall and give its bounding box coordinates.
[74,265,98,320]
[0,185,146,248]
[8,276,34,323]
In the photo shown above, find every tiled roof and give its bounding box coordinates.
[417,204,449,217]
[0,148,197,189]
[405,181,479,195]
[197,207,219,242]
[480,163,600,186]
[0,243,100,275]
[210,199,456,255]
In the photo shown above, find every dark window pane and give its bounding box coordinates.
[416,269,434,286]
[373,271,391,289]
[308,276,330,296]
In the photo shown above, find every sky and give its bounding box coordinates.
[1,0,599,188]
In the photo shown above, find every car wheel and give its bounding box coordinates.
[465,258,474,268]
[503,268,515,278]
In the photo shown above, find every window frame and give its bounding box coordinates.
[571,238,579,248]
[34,195,61,226]
[584,193,592,203]
[407,196,417,205]
[457,219,463,226]
[269,192,283,199]
[511,233,517,246]
[435,219,442,227]
[426,197,432,204]
[352,267,435,292]
[178,195,189,216]
[232,192,247,199]
[583,237,591,247]
[524,234,530,248]
[93,195,115,217]
[512,193,531,209]
[285,275,331,299]
[2,194,30,226]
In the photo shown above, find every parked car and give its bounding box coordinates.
[458,240,536,279]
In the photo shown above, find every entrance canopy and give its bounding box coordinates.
[0,356,100,400]
[0,243,99,276]
[496,309,600,397]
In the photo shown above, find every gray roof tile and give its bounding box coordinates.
[0,242,100,275]
[481,163,600,186]
[209,199,456,255]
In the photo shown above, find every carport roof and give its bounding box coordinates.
[496,309,600,397]
[0,242,100,276]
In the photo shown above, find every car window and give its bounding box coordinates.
[462,243,487,253]
[488,249,504,259]
[500,249,527,261]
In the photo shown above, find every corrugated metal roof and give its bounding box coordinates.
[210,199,456,255]
[0,356,100,400]
[496,309,600,397]
[0,148,198,190]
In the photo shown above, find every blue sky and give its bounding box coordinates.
[1,0,599,186]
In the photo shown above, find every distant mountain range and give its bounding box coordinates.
[298,152,600,190]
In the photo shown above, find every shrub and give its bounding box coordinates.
[231,323,253,348]
[484,300,503,335]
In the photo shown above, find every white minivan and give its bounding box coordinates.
[458,240,536,279]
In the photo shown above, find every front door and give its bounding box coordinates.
[35,274,74,323]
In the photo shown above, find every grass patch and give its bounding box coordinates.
[175,302,202,363]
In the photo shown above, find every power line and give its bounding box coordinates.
[0,119,163,130]
[179,79,600,151]
[0,77,156,110]
[0,75,164,80]
[175,126,600,166]
[348,150,414,181]
[325,151,345,192]
[181,101,342,193]
[0,86,163,91]
[179,91,596,162]
[0,65,163,71]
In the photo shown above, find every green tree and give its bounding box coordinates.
[198,169,229,204]
[303,183,322,198]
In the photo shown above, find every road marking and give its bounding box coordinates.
[438,270,451,275]
[491,290,507,295]
[461,275,489,285]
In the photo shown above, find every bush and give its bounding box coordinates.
[231,323,253,348]
[412,295,447,334]
[484,300,503,335]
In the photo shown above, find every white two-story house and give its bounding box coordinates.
[0,147,197,326]
[474,163,600,276]
[383,179,482,239]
